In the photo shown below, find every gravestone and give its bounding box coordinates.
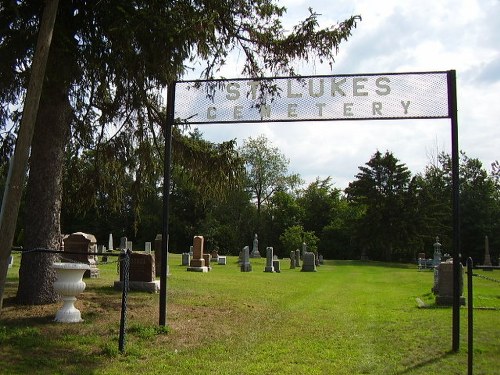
[62,232,99,278]
[114,252,159,293]
[145,242,152,254]
[108,233,114,251]
[181,252,191,266]
[482,235,493,270]
[250,234,261,258]
[435,260,465,306]
[8,255,13,268]
[264,247,275,273]
[295,249,301,268]
[218,256,227,265]
[272,259,281,273]
[432,237,442,267]
[187,236,208,272]
[301,252,317,272]
[240,246,252,272]
[126,241,133,251]
[203,254,212,271]
[318,254,324,264]
[211,250,219,261]
[119,237,127,250]
[290,251,296,269]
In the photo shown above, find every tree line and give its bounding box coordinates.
[8,130,498,265]
[1,1,498,309]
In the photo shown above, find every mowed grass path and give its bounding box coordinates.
[2,254,499,374]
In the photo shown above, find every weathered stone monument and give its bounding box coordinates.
[119,236,127,250]
[250,233,261,258]
[272,259,281,273]
[114,252,159,293]
[187,235,208,272]
[290,251,296,269]
[264,247,275,273]
[240,245,252,272]
[218,255,227,265]
[301,252,317,272]
[108,233,114,251]
[145,242,152,254]
[295,249,301,268]
[318,254,324,264]
[62,232,99,278]
[434,259,465,306]
[8,255,13,268]
[181,252,191,266]
[432,236,442,267]
[482,235,493,270]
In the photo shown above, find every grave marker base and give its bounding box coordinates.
[114,280,161,293]
[187,266,209,272]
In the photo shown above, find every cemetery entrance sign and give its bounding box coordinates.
[174,72,450,123]
[161,70,461,351]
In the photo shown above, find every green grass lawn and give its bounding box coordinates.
[1,253,499,374]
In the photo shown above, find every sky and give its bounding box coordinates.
[186,0,500,190]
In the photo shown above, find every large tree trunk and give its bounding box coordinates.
[16,82,71,305]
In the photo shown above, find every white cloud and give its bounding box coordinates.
[186,0,500,189]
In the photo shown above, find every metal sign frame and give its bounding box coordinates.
[160,70,461,352]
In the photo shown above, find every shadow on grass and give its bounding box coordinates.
[397,350,458,374]
[1,308,105,374]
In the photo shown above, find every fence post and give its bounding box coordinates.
[467,257,473,375]
[119,249,130,353]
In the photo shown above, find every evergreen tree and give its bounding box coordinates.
[345,150,412,261]
[1,1,359,304]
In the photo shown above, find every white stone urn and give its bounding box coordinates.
[53,262,90,323]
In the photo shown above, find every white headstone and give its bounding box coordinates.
[145,242,152,254]
[108,233,114,251]
[264,247,275,272]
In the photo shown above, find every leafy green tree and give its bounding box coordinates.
[239,134,302,218]
[345,150,412,261]
[0,0,359,304]
[295,177,353,259]
[298,177,341,236]
[279,225,318,255]
[261,189,303,257]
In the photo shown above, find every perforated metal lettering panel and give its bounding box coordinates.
[174,72,449,124]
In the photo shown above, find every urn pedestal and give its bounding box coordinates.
[53,262,90,323]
